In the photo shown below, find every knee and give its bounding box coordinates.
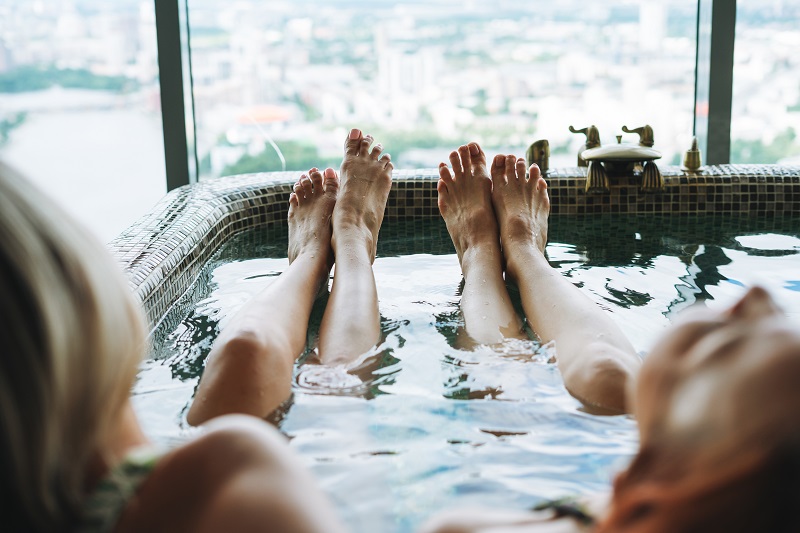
[216,330,291,372]
[564,344,638,413]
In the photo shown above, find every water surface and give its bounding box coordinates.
[136,215,800,532]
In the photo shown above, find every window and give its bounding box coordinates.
[0,0,166,242]
[187,0,698,178]
[731,0,800,164]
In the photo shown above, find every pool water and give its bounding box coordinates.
[134,215,800,533]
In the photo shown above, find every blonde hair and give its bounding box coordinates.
[0,163,147,531]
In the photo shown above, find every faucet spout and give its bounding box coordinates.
[526,139,550,177]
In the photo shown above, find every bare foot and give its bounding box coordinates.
[438,142,500,265]
[288,167,339,286]
[332,129,393,261]
[439,143,525,344]
[490,156,550,280]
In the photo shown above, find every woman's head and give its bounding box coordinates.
[0,163,147,531]
[601,287,800,532]
[636,286,800,454]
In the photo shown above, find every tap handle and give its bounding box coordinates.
[569,124,601,148]
[621,125,655,147]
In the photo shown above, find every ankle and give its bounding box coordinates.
[504,243,547,279]
[332,228,375,258]
[499,215,535,242]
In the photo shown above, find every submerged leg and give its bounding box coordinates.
[491,157,641,413]
[439,143,525,345]
[187,168,339,425]
[316,129,393,364]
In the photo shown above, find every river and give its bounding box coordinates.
[0,88,168,243]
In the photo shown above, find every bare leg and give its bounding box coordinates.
[491,156,641,413]
[187,168,339,425]
[438,143,525,344]
[317,129,393,364]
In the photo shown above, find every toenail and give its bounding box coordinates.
[324,168,336,179]
[349,129,360,139]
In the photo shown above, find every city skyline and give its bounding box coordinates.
[1,0,798,183]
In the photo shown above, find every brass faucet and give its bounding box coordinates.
[526,139,550,176]
[569,125,601,167]
[621,125,655,147]
[578,124,663,193]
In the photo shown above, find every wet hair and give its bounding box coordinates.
[596,441,800,532]
[0,163,147,531]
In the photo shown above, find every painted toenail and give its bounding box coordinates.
[349,129,360,139]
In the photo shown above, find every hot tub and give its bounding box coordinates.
[114,164,800,533]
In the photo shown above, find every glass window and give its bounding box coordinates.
[187,0,698,178]
[0,0,166,242]
[731,0,800,164]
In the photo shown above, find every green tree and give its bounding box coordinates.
[222,141,341,176]
[0,66,138,93]
[730,128,800,164]
[0,112,27,145]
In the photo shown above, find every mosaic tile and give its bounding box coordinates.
[107,165,800,331]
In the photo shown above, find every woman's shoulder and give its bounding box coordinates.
[113,415,317,533]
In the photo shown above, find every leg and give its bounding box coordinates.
[491,156,641,413]
[438,143,525,344]
[316,129,393,364]
[187,168,339,425]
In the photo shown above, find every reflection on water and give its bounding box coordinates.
[135,215,800,533]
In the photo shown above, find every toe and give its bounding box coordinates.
[468,142,486,164]
[438,162,454,184]
[370,143,384,160]
[309,168,323,193]
[323,167,339,195]
[449,151,463,180]
[345,128,362,156]
[490,154,507,186]
[505,156,518,184]
[529,163,542,185]
[360,134,374,157]
[289,192,299,208]
[437,179,449,214]
[300,175,313,198]
[293,180,304,202]
[458,145,472,178]
[437,177,449,196]
[381,154,393,171]
[515,158,527,182]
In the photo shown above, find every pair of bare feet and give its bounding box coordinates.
[288,132,550,350]
[287,128,393,291]
[438,143,549,293]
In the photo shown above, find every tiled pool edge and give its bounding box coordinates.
[109,165,800,330]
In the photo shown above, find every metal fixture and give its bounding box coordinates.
[579,124,663,193]
[682,136,703,172]
[569,125,601,167]
[526,139,550,176]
